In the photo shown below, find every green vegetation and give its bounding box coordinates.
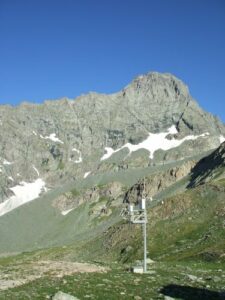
[0,162,225,299]
[70,188,80,197]
[57,160,65,170]
[0,260,224,299]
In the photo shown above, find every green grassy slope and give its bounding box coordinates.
[1,261,225,300]
[49,179,224,265]
[5,178,223,265]
[0,179,224,300]
[0,157,194,254]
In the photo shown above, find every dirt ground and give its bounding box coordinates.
[0,260,107,290]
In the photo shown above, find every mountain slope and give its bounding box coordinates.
[0,141,224,254]
[0,71,225,257]
[0,78,225,299]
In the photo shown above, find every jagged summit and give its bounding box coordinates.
[128,72,189,92]
[124,72,190,104]
[1,72,190,108]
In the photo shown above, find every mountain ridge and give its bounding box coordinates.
[0,71,225,214]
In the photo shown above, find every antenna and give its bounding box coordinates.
[143,177,146,198]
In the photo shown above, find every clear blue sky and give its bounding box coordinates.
[0,0,225,121]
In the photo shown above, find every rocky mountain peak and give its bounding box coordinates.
[0,71,224,212]
[125,72,190,101]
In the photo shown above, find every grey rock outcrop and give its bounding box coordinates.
[124,160,196,204]
[52,291,79,300]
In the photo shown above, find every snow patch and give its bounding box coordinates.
[8,176,14,181]
[71,148,82,163]
[0,179,46,217]
[40,133,64,144]
[32,165,40,176]
[47,133,64,144]
[219,135,225,144]
[32,131,37,136]
[101,125,209,161]
[61,208,74,216]
[3,159,13,165]
[84,171,91,178]
[100,147,117,161]
[167,125,178,134]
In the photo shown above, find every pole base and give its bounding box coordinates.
[132,266,144,274]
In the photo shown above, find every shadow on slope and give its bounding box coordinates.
[161,284,224,300]
[188,142,225,188]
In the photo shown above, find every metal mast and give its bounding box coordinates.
[143,177,147,273]
[120,177,148,273]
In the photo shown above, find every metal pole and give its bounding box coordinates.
[143,210,147,273]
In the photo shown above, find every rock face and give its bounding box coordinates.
[52,181,124,215]
[124,160,196,204]
[0,72,224,206]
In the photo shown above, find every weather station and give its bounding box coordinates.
[120,181,151,274]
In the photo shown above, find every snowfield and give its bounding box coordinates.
[101,125,209,160]
[0,179,46,217]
